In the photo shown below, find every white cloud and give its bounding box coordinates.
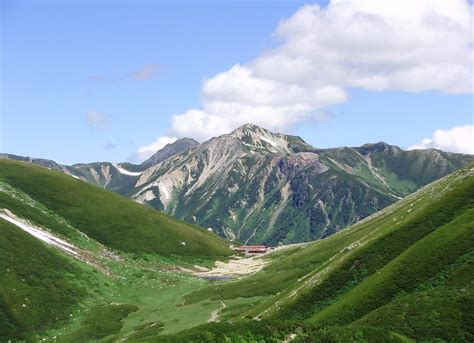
[85,111,110,129]
[135,136,177,162]
[253,0,473,93]
[164,65,346,141]
[138,0,473,152]
[408,125,474,154]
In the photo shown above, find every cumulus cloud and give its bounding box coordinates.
[253,0,473,93]
[163,65,346,141]
[138,0,473,153]
[408,125,474,154]
[134,136,177,162]
[85,111,110,129]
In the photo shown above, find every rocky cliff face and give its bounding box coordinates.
[3,124,472,245]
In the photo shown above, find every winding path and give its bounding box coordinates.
[208,300,227,323]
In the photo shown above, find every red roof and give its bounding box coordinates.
[239,246,267,249]
[235,245,268,253]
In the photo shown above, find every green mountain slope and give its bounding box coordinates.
[0,219,93,341]
[0,159,231,258]
[159,163,473,342]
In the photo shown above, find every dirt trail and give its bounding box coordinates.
[208,300,226,323]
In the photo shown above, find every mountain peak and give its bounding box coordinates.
[225,123,294,155]
[232,123,267,134]
[359,141,401,154]
[141,137,199,168]
[175,137,200,145]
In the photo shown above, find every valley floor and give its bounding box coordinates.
[190,255,267,279]
[190,243,308,279]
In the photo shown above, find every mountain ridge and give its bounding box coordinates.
[1,124,473,244]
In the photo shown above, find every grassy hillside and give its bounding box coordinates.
[0,159,231,259]
[161,163,474,341]
[0,160,237,341]
[272,169,473,322]
[0,219,94,341]
[0,211,229,341]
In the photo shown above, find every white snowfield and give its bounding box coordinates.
[113,164,142,176]
[159,181,170,200]
[258,135,278,147]
[0,209,79,256]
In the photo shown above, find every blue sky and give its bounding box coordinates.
[1,0,472,164]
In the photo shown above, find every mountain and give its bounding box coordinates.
[141,138,199,169]
[157,163,474,342]
[2,124,473,245]
[127,124,473,244]
[1,152,472,342]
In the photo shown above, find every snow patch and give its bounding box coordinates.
[0,209,78,256]
[258,135,278,147]
[114,164,142,176]
[389,193,403,200]
[159,182,170,200]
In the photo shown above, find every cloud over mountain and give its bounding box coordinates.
[138,0,473,156]
[408,125,474,154]
[135,136,177,162]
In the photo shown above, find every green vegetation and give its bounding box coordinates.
[57,304,139,342]
[0,220,92,341]
[0,159,231,259]
[154,320,407,342]
[274,172,473,322]
[45,257,224,342]
[169,164,474,342]
[354,286,473,342]
[1,158,473,342]
[311,207,473,326]
[0,159,232,341]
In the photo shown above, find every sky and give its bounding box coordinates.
[1,0,473,165]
